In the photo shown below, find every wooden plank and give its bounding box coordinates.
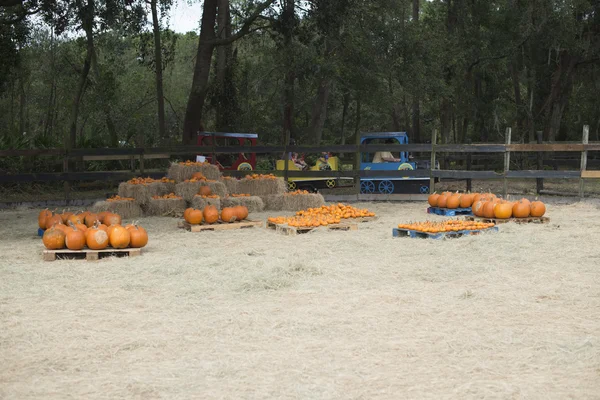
[182,220,263,232]
[580,125,589,198]
[507,143,584,152]
[506,170,580,179]
[536,131,544,194]
[581,170,600,178]
[503,127,512,198]
[430,129,437,194]
[465,216,550,224]
[0,148,64,157]
[434,170,502,179]
[267,221,358,235]
[435,144,506,153]
[42,248,142,261]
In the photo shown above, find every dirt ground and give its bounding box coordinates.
[1,198,599,399]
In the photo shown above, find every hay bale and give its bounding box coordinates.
[262,194,285,211]
[175,181,228,202]
[221,196,264,213]
[146,198,187,217]
[117,182,173,205]
[220,177,238,194]
[237,177,286,197]
[190,195,221,211]
[92,200,143,220]
[167,162,221,182]
[282,193,325,211]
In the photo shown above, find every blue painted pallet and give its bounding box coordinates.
[38,228,45,237]
[392,226,498,240]
[426,207,473,216]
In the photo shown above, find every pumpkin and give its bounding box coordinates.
[128,225,148,248]
[84,213,100,228]
[109,225,131,249]
[235,206,248,220]
[183,208,194,221]
[446,193,461,209]
[198,186,212,197]
[512,200,530,218]
[530,201,546,217]
[67,214,83,226]
[482,201,497,218]
[97,223,108,232]
[104,213,122,226]
[86,228,109,250]
[472,200,485,217]
[191,172,205,180]
[437,194,449,208]
[60,211,73,224]
[427,193,440,207]
[78,211,91,222]
[494,202,513,219]
[54,224,69,234]
[221,207,237,223]
[107,224,121,238]
[185,209,204,225]
[65,225,86,250]
[203,205,219,224]
[472,193,482,204]
[97,211,110,224]
[75,223,88,233]
[459,193,475,208]
[519,198,531,207]
[38,209,52,229]
[45,214,63,229]
[42,226,66,250]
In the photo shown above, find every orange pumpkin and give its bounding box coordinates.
[512,200,530,218]
[191,172,205,180]
[203,205,219,224]
[221,207,237,223]
[472,193,482,204]
[185,209,204,225]
[235,206,248,220]
[42,226,66,250]
[86,228,109,250]
[446,193,461,209]
[128,225,148,248]
[38,209,52,229]
[84,213,100,228]
[75,223,88,233]
[482,201,497,218]
[109,225,131,249]
[60,211,73,224]
[494,202,513,219]
[104,213,122,226]
[184,208,194,221]
[459,193,475,208]
[45,214,63,229]
[97,211,110,224]
[65,225,86,250]
[519,198,531,207]
[427,193,440,207]
[437,194,449,208]
[530,201,546,217]
[54,224,70,234]
[198,186,212,197]
[67,214,83,226]
[472,200,485,217]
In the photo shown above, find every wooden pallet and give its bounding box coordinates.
[464,216,550,224]
[266,220,358,236]
[392,226,498,240]
[43,248,142,261]
[178,219,263,232]
[426,207,473,216]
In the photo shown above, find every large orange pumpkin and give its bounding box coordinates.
[472,200,485,217]
[446,194,461,209]
[42,226,66,250]
[128,225,148,248]
[107,224,121,238]
[65,226,86,250]
[203,205,219,224]
[198,186,212,196]
[235,206,248,220]
[437,194,449,208]
[183,208,194,221]
[221,207,237,223]
[494,202,513,219]
[38,209,52,229]
[86,228,109,250]
[104,213,122,226]
[482,201,497,218]
[512,200,530,218]
[185,209,204,224]
[109,225,130,249]
[459,193,475,208]
[530,201,546,217]
[427,193,440,207]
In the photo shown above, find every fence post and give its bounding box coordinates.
[429,130,437,194]
[139,150,145,176]
[579,125,589,198]
[63,152,70,204]
[466,139,472,192]
[284,140,290,188]
[503,127,512,198]
[354,132,361,196]
[536,131,544,194]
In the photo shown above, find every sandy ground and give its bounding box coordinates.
[1,199,599,399]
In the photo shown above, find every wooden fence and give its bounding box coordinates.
[1,126,599,200]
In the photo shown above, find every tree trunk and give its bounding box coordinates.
[389,74,401,131]
[151,0,167,140]
[411,0,421,143]
[307,39,334,145]
[340,92,349,144]
[19,76,25,135]
[182,0,218,145]
[215,0,236,132]
[281,0,295,145]
[542,52,578,142]
[354,96,361,138]
[440,98,452,144]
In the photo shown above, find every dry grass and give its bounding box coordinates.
[190,196,221,211]
[166,163,221,182]
[262,194,285,211]
[237,178,287,197]
[92,200,143,219]
[220,177,239,194]
[117,182,172,205]
[175,181,228,202]
[145,198,186,217]
[282,193,325,211]
[221,196,265,213]
[1,198,600,399]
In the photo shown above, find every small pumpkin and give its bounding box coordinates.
[203,205,219,224]
[459,193,475,208]
[191,172,205,180]
[38,209,52,229]
[75,223,88,233]
[221,207,237,223]
[45,214,63,229]
[86,228,109,250]
[185,209,204,225]
[128,225,148,248]
[42,226,66,250]
[482,201,497,218]
[84,213,100,228]
[67,213,83,226]
[512,200,530,218]
[183,208,194,221]
[437,194,449,208]
[446,193,461,209]
[530,200,546,217]
[427,193,440,207]
[65,224,86,250]
[472,200,485,217]
[104,213,122,226]
[198,186,212,197]
[109,225,130,249]
[494,202,513,219]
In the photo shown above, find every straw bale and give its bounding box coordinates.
[167,163,221,182]
[190,195,221,211]
[175,181,228,202]
[220,177,239,194]
[146,198,187,217]
[221,196,264,213]
[91,200,143,219]
[262,194,285,211]
[117,182,172,205]
[282,193,325,211]
[237,177,287,197]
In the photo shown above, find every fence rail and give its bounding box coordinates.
[1,126,599,200]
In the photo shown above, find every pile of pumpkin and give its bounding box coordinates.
[107,195,135,202]
[185,172,208,182]
[286,190,310,196]
[194,186,219,199]
[152,193,182,200]
[127,177,174,185]
[183,205,249,225]
[178,160,210,166]
[39,210,148,251]
[244,173,277,180]
[428,192,546,219]
[268,203,376,228]
[398,219,495,233]
[229,193,251,197]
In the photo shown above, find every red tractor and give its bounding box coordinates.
[197,132,258,171]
